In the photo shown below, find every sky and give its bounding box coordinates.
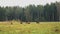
[0,0,60,7]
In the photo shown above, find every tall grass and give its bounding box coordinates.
[0,21,60,34]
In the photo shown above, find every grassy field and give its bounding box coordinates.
[0,21,60,34]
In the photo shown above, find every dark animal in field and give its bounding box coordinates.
[36,21,39,23]
[26,21,30,24]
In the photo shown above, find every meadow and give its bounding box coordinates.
[0,21,60,34]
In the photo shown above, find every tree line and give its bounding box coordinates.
[0,2,60,22]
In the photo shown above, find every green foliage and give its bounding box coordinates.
[0,2,59,22]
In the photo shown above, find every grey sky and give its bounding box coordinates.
[0,0,60,7]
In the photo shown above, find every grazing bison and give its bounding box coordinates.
[36,21,39,23]
[26,21,30,24]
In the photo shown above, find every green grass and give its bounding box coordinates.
[0,21,60,34]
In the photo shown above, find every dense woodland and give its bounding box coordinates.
[0,2,60,22]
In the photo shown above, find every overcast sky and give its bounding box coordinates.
[0,0,60,7]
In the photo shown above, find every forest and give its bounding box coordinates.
[0,2,60,22]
